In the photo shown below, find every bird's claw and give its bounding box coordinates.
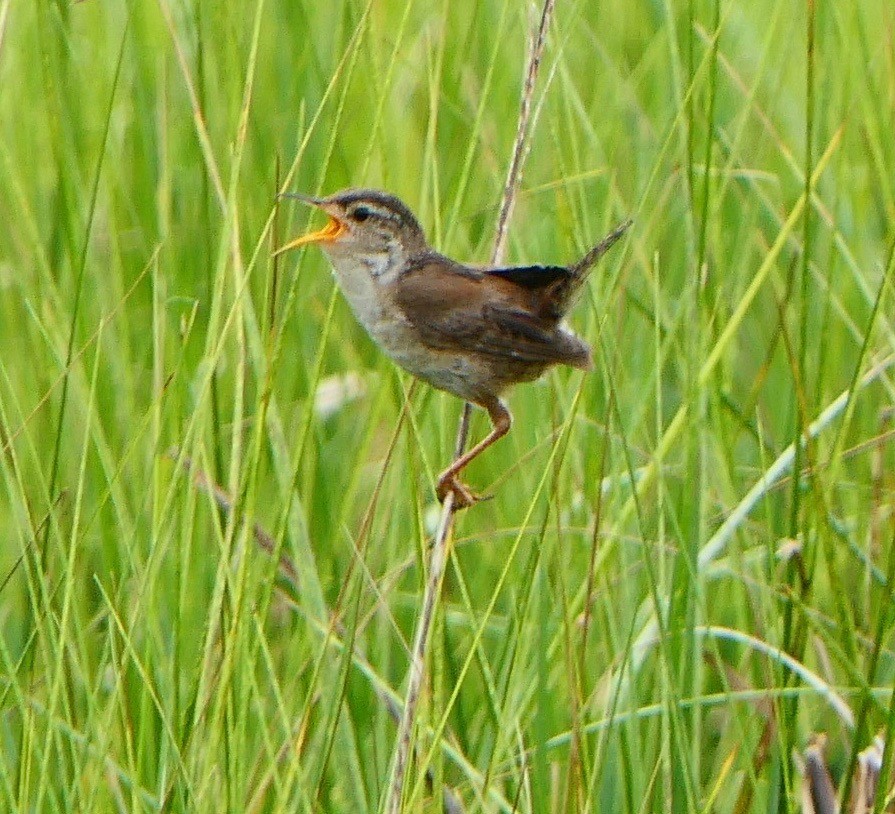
[435,475,490,510]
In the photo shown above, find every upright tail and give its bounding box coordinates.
[545,219,631,317]
[572,219,633,276]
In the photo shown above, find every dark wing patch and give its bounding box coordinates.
[485,264,572,290]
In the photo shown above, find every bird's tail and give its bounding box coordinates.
[546,219,631,317]
[572,219,632,276]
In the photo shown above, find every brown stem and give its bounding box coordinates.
[384,2,557,811]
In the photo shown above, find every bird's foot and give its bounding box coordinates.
[435,475,491,510]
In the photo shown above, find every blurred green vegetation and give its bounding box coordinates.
[1,0,894,811]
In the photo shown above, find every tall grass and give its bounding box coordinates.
[1,0,894,811]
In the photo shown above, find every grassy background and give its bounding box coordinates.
[1,0,895,811]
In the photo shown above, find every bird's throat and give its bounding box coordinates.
[325,251,393,329]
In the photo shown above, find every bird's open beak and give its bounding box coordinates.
[274,193,346,255]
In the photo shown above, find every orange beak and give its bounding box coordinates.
[274,193,346,256]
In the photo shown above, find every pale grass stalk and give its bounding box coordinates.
[618,353,895,708]
[385,2,557,811]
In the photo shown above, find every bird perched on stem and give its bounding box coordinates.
[277,188,630,508]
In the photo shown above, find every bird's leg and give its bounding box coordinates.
[436,399,512,509]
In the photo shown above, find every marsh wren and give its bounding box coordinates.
[277,188,630,508]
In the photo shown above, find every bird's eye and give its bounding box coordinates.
[351,205,372,222]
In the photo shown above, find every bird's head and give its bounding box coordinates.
[275,188,428,281]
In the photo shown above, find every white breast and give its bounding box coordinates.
[325,249,487,402]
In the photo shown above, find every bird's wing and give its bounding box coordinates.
[392,260,589,367]
[478,304,590,367]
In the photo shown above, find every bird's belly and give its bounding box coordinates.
[368,316,489,403]
[334,274,497,403]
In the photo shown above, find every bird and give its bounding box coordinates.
[276,188,630,508]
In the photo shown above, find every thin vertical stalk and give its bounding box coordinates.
[384,2,557,811]
[779,1,816,810]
